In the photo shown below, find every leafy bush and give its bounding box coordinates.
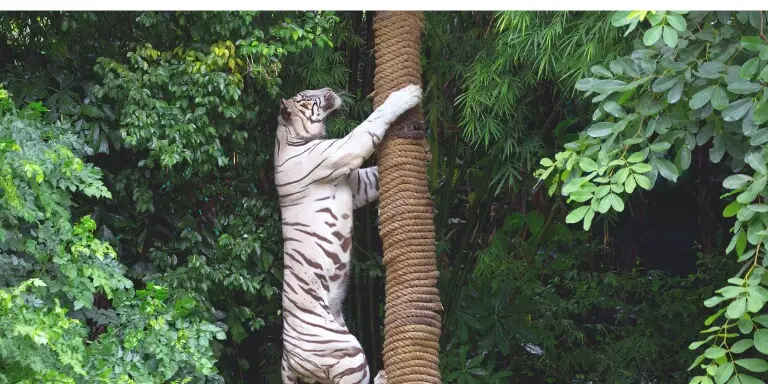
[534,11,768,383]
[0,95,225,383]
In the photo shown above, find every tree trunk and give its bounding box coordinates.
[372,11,442,384]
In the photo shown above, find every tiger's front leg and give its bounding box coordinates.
[319,84,422,177]
[349,166,379,209]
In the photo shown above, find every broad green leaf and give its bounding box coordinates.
[650,141,671,152]
[603,101,626,117]
[754,329,768,354]
[727,297,747,319]
[704,346,727,359]
[625,174,637,193]
[740,57,761,80]
[760,63,768,82]
[656,159,679,182]
[689,86,715,110]
[634,174,652,190]
[583,208,595,230]
[627,151,647,163]
[652,75,680,92]
[723,174,753,189]
[609,194,624,212]
[724,201,743,217]
[662,26,678,48]
[587,122,615,138]
[643,25,663,46]
[711,86,730,110]
[754,101,768,125]
[741,36,767,52]
[734,374,765,384]
[723,99,754,122]
[668,79,684,104]
[566,206,590,224]
[727,82,763,95]
[579,158,598,172]
[591,65,613,78]
[745,151,767,174]
[754,315,768,327]
[715,362,734,384]
[666,13,687,31]
[731,339,754,353]
[630,163,652,173]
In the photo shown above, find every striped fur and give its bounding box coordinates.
[275,84,422,384]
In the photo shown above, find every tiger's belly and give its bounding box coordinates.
[279,182,355,327]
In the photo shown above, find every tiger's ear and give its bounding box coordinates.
[280,99,291,121]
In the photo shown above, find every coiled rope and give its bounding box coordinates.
[372,11,442,384]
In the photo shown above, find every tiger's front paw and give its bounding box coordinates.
[385,83,422,115]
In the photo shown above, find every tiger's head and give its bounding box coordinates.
[278,88,342,140]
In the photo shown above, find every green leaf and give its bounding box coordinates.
[625,174,637,193]
[754,329,768,354]
[583,208,595,230]
[740,57,761,80]
[656,159,679,182]
[731,339,754,353]
[724,201,743,217]
[715,362,734,384]
[723,174,753,189]
[723,99,754,122]
[634,174,652,190]
[705,346,727,359]
[727,297,747,319]
[662,26,678,48]
[711,86,730,110]
[668,79,684,104]
[666,13,687,31]
[760,63,768,82]
[727,82,763,95]
[627,151,647,163]
[603,101,626,117]
[631,163,652,173]
[735,359,768,373]
[755,315,768,327]
[741,36,767,52]
[650,141,671,152]
[579,158,598,172]
[587,122,615,138]
[745,151,767,174]
[565,206,590,224]
[689,86,715,110]
[609,194,625,212]
[643,25,663,46]
[754,101,768,125]
[734,374,764,384]
[591,65,613,78]
[689,335,716,350]
[652,75,680,92]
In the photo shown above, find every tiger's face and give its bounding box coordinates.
[279,88,342,139]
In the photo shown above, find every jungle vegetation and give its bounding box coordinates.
[2,10,768,384]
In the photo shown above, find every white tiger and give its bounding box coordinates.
[274,83,423,383]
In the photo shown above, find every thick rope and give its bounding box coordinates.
[372,11,442,384]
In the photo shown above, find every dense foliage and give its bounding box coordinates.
[534,11,768,383]
[1,10,764,384]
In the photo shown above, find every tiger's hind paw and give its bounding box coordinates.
[374,370,387,384]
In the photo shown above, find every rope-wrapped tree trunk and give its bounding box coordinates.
[372,11,442,384]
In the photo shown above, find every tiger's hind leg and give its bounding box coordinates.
[328,343,372,384]
[373,370,387,384]
[281,353,299,384]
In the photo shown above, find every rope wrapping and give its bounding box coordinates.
[372,11,442,384]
